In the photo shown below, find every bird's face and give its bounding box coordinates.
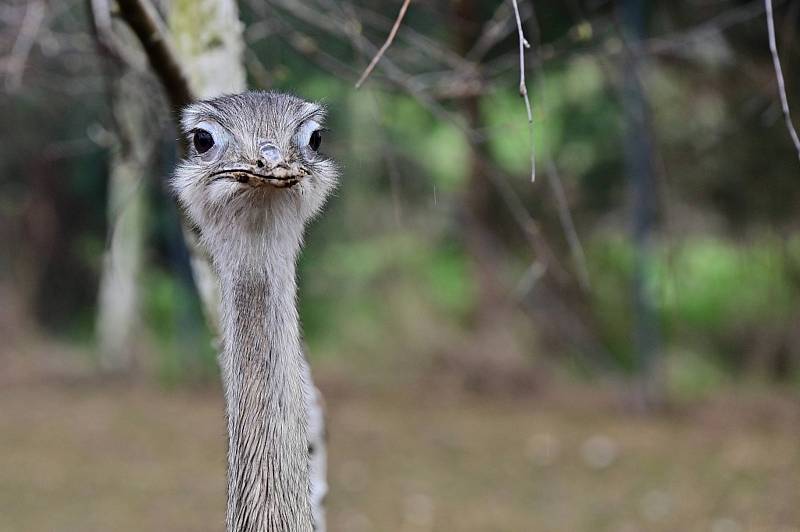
[173,91,338,236]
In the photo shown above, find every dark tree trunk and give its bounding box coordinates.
[620,0,664,410]
[445,0,537,394]
[453,0,507,324]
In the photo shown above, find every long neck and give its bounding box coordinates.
[217,234,312,532]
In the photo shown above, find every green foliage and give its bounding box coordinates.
[382,96,470,190]
[661,239,795,328]
[482,88,560,174]
[588,235,800,375]
[587,235,636,370]
[482,58,620,178]
[665,348,729,402]
[299,231,474,361]
[143,269,218,384]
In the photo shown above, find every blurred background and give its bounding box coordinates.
[1,0,800,530]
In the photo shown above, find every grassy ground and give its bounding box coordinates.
[1,347,799,532]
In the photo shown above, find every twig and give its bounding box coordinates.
[765,0,800,162]
[474,156,573,285]
[90,0,113,43]
[544,159,591,291]
[648,0,769,55]
[354,0,411,89]
[527,1,590,290]
[271,0,481,141]
[116,0,193,117]
[467,1,514,61]
[510,0,531,121]
[352,3,472,72]
[89,0,149,71]
[4,0,45,92]
[510,0,536,182]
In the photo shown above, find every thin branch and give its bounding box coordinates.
[527,1,591,291]
[479,1,777,78]
[271,19,360,81]
[351,3,473,73]
[765,0,800,162]
[115,0,193,117]
[467,1,515,61]
[544,159,591,291]
[88,0,148,73]
[4,0,45,92]
[90,0,113,43]
[245,48,274,89]
[270,0,482,141]
[648,0,769,55]
[511,0,532,122]
[354,0,411,89]
[511,0,536,182]
[474,156,573,286]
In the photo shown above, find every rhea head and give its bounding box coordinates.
[172,91,338,251]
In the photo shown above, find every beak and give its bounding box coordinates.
[210,162,310,189]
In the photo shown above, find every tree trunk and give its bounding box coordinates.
[453,0,507,324]
[167,0,246,332]
[620,0,664,410]
[95,73,153,371]
[93,5,158,373]
[446,0,537,393]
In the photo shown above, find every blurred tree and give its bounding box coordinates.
[449,0,538,391]
[167,0,246,335]
[90,1,160,372]
[621,0,664,408]
[454,0,506,323]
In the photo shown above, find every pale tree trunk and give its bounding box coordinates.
[167,0,247,332]
[95,72,153,371]
[93,3,158,373]
[166,2,328,527]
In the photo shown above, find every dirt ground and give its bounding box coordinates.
[1,346,800,532]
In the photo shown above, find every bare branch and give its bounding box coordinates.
[765,0,800,162]
[88,0,147,73]
[4,0,45,92]
[648,0,768,55]
[467,1,514,61]
[510,0,531,121]
[352,3,473,73]
[354,0,411,89]
[544,160,591,291]
[270,0,481,141]
[90,0,113,43]
[260,9,360,82]
[115,0,193,117]
[510,0,536,182]
[525,2,590,290]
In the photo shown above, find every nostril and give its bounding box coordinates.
[256,160,265,168]
[260,142,283,165]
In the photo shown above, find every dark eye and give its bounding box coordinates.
[309,129,322,151]
[193,129,214,154]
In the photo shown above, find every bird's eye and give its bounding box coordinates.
[193,129,214,154]
[309,129,322,151]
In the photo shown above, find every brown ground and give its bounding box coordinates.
[1,344,800,532]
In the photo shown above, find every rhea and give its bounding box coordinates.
[172,91,337,531]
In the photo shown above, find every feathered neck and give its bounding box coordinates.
[214,228,313,532]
